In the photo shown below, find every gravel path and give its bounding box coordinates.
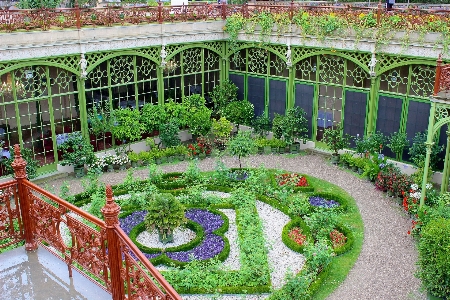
[41,153,425,300]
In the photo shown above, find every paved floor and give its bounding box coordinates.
[0,246,112,300]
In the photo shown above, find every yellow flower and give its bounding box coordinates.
[359,13,366,19]
[329,12,336,18]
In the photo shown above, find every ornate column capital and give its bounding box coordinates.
[101,185,121,228]
[11,144,27,179]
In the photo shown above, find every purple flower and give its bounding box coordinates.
[309,196,340,208]
[185,209,224,234]
[166,234,224,262]
[119,210,147,235]
[119,208,226,263]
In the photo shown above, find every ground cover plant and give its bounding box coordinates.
[69,161,363,298]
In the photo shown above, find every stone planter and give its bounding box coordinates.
[290,143,300,154]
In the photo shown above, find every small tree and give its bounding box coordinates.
[222,100,254,131]
[140,103,167,135]
[409,131,444,170]
[387,131,408,161]
[158,121,181,148]
[210,80,238,116]
[144,193,187,243]
[252,114,271,138]
[227,130,255,169]
[323,124,351,157]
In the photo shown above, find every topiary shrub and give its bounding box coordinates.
[417,217,450,299]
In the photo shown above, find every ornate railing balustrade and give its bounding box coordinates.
[0,145,181,300]
[0,2,450,33]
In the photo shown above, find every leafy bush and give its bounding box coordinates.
[252,114,271,138]
[159,121,181,148]
[140,103,167,134]
[222,100,254,131]
[323,124,351,156]
[387,132,408,160]
[409,131,444,169]
[210,79,238,116]
[417,218,450,298]
[1,146,39,179]
[227,131,255,169]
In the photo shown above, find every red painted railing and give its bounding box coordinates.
[434,54,450,97]
[0,145,181,300]
[0,2,450,33]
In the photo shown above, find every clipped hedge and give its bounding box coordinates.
[127,208,230,268]
[270,172,315,193]
[332,223,354,256]
[281,217,313,253]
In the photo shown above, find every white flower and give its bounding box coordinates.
[410,184,418,191]
[411,191,421,199]
[426,183,433,190]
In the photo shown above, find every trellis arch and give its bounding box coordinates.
[294,50,371,74]
[378,59,436,76]
[226,43,288,62]
[0,60,79,78]
[165,42,225,61]
[86,50,160,74]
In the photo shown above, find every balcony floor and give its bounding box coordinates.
[0,246,112,300]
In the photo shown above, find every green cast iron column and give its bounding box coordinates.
[367,76,378,135]
[441,129,450,194]
[420,101,436,208]
[45,66,57,162]
[77,77,89,140]
[287,64,294,109]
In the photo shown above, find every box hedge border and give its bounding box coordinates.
[281,217,313,253]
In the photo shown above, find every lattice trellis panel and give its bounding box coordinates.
[344,52,372,71]
[110,56,134,85]
[292,47,317,64]
[248,48,268,75]
[85,52,112,70]
[410,65,435,98]
[378,54,417,74]
[319,55,344,85]
[205,49,220,71]
[295,56,316,82]
[346,63,370,88]
[136,58,157,78]
[230,49,246,72]
[182,48,202,74]
[435,105,450,122]
[270,45,288,62]
[135,47,161,62]
[47,55,80,73]
[269,52,288,77]
[14,66,48,98]
[379,66,408,94]
[204,41,225,56]
[165,44,185,59]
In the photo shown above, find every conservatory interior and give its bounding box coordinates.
[1,1,450,300]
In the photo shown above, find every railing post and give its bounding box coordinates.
[221,2,226,20]
[377,0,382,26]
[75,2,81,30]
[11,144,37,251]
[433,54,443,96]
[289,0,293,21]
[158,1,163,24]
[101,185,125,300]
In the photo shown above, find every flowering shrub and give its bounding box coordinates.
[403,183,433,215]
[288,227,307,246]
[330,229,347,249]
[375,165,412,197]
[112,154,130,166]
[276,173,308,187]
[187,137,212,157]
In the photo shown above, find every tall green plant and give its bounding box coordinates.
[111,108,143,151]
[387,132,408,161]
[140,103,167,134]
[227,130,255,169]
[222,100,254,131]
[409,131,444,169]
[88,105,115,152]
[323,124,351,156]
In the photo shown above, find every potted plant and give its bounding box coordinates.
[87,105,115,153]
[387,131,408,161]
[57,131,95,177]
[212,117,233,151]
[187,106,213,138]
[252,114,271,138]
[111,107,143,152]
[140,103,167,137]
[209,79,238,117]
[138,151,154,166]
[222,100,254,132]
[127,151,140,168]
[323,124,351,165]
[158,121,181,148]
[227,130,255,174]
[144,192,187,244]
